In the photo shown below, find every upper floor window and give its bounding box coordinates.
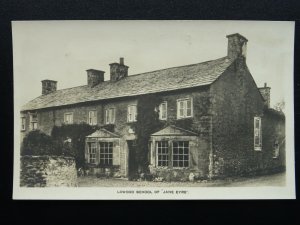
[105,108,115,124]
[21,117,26,131]
[254,117,262,151]
[159,101,167,120]
[64,112,73,124]
[177,98,193,119]
[88,110,97,125]
[127,105,137,122]
[30,114,38,130]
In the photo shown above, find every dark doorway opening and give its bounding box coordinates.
[127,140,137,180]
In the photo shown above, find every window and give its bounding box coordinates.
[64,112,73,124]
[254,117,262,151]
[172,141,189,167]
[21,117,26,131]
[30,114,38,130]
[88,111,97,125]
[88,142,97,164]
[127,105,137,122]
[177,98,193,119]
[105,108,115,124]
[273,140,280,158]
[159,102,167,120]
[156,141,169,167]
[99,142,113,166]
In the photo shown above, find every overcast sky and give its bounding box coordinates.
[13,20,294,110]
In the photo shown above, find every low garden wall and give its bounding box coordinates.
[20,155,78,187]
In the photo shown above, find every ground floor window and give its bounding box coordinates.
[172,141,189,167]
[155,140,189,168]
[88,142,97,164]
[99,142,113,166]
[157,141,169,167]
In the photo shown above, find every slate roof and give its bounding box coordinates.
[21,56,233,111]
[151,125,198,136]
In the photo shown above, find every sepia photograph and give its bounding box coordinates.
[12,20,295,199]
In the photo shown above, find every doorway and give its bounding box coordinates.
[127,140,137,179]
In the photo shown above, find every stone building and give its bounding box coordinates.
[20,33,285,180]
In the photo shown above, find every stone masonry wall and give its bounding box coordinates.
[20,156,77,187]
[210,58,282,177]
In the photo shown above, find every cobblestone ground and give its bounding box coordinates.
[78,172,286,187]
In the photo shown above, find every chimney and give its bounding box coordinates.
[258,83,271,108]
[41,80,57,95]
[226,33,248,60]
[86,69,105,87]
[109,58,129,81]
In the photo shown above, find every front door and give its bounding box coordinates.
[127,140,137,179]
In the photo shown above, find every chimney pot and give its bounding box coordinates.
[259,83,271,108]
[110,58,129,81]
[120,57,124,65]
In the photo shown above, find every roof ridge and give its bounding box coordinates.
[127,56,228,78]
[21,56,233,111]
[40,56,229,93]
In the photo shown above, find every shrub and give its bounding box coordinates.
[51,123,99,168]
[21,130,60,156]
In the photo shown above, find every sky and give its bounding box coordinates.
[12,20,294,110]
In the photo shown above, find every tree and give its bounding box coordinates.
[274,100,285,113]
[21,130,60,156]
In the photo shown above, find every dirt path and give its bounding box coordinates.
[78,172,286,187]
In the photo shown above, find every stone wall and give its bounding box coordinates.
[20,155,77,187]
[210,58,285,177]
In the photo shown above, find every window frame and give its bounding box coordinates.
[105,108,116,124]
[172,141,190,168]
[29,113,38,130]
[64,112,74,124]
[273,140,280,158]
[159,101,168,120]
[88,142,97,164]
[254,116,262,151]
[88,110,97,125]
[154,140,190,168]
[127,104,137,122]
[21,117,26,131]
[176,98,193,119]
[99,142,113,166]
[156,141,169,167]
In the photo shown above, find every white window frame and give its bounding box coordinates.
[64,112,74,124]
[254,116,262,151]
[172,141,190,168]
[21,117,26,131]
[88,142,97,164]
[273,140,280,158]
[105,108,116,124]
[159,101,168,120]
[99,142,113,166]
[29,114,38,130]
[156,141,169,167]
[176,98,193,119]
[127,104,137,122]
[88,110,97,125]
